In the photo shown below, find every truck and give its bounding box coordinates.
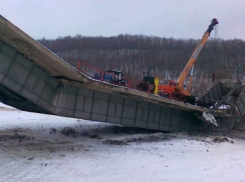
[138,18,219,104]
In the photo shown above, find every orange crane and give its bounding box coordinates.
[157,18,219,103]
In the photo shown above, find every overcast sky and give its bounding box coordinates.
[1,0,244,40]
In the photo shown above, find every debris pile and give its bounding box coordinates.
[61,127,76,136]
[212,137,234,143]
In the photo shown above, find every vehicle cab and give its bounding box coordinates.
[158,79,176,97]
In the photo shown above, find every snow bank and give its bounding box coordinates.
[0,105,245,182]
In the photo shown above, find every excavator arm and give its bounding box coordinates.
[177,18,218,93]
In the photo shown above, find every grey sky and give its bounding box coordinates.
[1,0,244,40]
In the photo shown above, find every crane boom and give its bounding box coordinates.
[177,18,218,91]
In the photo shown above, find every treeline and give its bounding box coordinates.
[37,34,245,96]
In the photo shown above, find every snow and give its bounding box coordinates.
[0,103,245,182]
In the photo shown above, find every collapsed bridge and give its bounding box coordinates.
[0,15,245,132]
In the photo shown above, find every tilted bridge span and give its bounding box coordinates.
[0,15,245,132]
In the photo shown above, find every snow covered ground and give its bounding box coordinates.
[0,103,245,182]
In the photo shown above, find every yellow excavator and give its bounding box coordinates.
[140,18,219,103]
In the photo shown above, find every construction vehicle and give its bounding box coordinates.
[77,60,126,86]
[94,70,126,86]
[137,71,157,93]
[138,18,219,103]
